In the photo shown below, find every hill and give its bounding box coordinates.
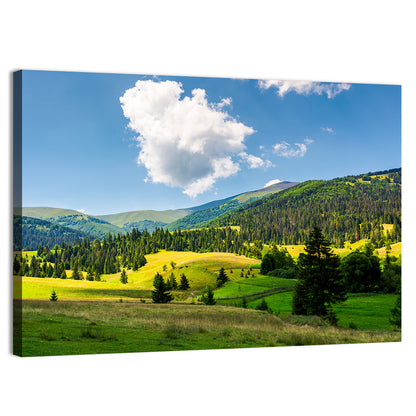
[22,207,125,239]
[95,209,190,233]
[167,181,298,230]
[208,168,401,247]
[14,216,95,250]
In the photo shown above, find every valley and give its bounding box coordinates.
[13,168,402,356]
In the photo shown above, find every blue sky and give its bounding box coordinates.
[21,70,401,215]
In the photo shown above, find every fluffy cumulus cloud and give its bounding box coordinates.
[239,152,274,169]
[258,79,351,98]
[120,80,256,197]
[273,138,314,158]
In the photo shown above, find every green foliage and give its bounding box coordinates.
[390,290,401,328]
[209,169,401,248]
[340,249,381,292]
[178,273,190,290]
[151,272,173,303]
[167,272,178,290]
[292,226,347,319]
[120,269,128,284]
[200,286,216,305]
[166,182,295,231]
[72,263,81,280]
[14,215,94,251]
[49,289,58,301]
[266,268,298,279]
[216,267,229,287]
[261,245,297,278]
[381,253,401,293]
[255,298,270,312]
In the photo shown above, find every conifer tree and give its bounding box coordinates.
[201,286,216,305]
[171,273,178,290]
[49,289,58,301]
[216,267,229,287]
[292,226,346,320]
[72,263,81,280]
[152,272,173,303]
[120,268,128,284]
[179,273,190,290]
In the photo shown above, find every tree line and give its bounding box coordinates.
[209,170,401,248]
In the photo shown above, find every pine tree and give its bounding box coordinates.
[201,286,216,305]
[168,272,178,290]
[120,268,128,284]
[292,226,347,319]
[49,289,58,301]
[72,263,81,280]
[151,272,173,303]
[216,267,229,287]
[179,273,190,290]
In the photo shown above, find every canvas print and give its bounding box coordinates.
[13,70,401,357]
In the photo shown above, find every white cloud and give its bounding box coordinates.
[120,80,255,197]
[239,152,274,169]
[273,138,314,158]
[321,126,335,133]
[77,208,87,214]
[216,97,232,109]
[264,179,282,188]
[258,79,351,98]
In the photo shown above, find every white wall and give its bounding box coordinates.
[1,1,415,415]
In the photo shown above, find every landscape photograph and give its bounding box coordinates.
[13,70,402,357]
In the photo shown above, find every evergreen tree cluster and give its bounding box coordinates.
[210,170,401,248]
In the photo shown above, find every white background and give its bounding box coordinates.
[1,1,415,415]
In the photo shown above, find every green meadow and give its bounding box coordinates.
[15,299,400,357]
[15,246,400,356]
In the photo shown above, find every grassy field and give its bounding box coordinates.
[16,251,260,301]
[14,299,400,357]
[214,276,296,298]
[15,247,400,356]
[246,291,398,330]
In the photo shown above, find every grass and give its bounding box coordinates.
[16,251,261,301]
[214,276,296,298]
[14,299,400,357]
[246,291,398,331]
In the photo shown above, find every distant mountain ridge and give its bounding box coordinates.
[21,207,125,239]
[18,169,400,249]
[166,181,298,230]
[14,216,96,250]
[20,181,298,239]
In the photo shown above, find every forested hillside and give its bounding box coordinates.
[167,181,298,230]
[22,208,125,239]
[207,169,401,247]
[14,216,95,250]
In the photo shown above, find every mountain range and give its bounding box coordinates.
[15,168,401,250]
[16,180,297,249]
